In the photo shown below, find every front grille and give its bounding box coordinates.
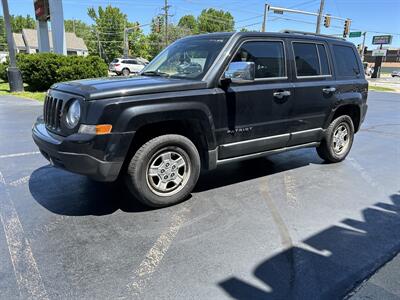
[43,96,63,131]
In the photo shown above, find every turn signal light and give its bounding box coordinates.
[78,124,112,135]
[95,124,113,135]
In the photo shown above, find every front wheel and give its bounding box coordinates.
[125,134,201,207]
[316,115,354,163]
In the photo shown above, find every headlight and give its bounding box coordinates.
[65,100,81,129]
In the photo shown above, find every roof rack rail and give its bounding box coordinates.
[280,30,346,41]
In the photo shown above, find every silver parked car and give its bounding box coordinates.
[391,70,400,77]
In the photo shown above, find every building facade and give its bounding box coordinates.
[12,29,88,56]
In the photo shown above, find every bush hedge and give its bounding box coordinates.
[1,53,108,91]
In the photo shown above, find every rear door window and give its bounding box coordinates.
[293,42,331,77]
[332,45,360,78]
[293,43,319,76]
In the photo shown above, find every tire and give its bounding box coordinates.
[316,115,354,163]
[122,68,130,76]
[125,134,201,207]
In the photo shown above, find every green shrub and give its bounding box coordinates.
[0,62,8,82]
[16,53,108,91]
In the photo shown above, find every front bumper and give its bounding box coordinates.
[32,118,134,182]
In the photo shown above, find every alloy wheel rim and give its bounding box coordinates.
[146,149,190,197]
[332,123,350,155]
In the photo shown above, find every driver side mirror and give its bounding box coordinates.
[224,61,255,83]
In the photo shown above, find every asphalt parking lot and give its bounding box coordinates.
[0,92,399,299]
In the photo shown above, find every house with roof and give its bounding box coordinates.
[12,28,88,56]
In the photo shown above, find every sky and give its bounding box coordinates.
[1,0,399,49]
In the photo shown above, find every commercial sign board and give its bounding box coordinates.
[372,35,392,45]
[372,49,387,57]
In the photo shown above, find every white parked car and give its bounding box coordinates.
[109,58,146,76]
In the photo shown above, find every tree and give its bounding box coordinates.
[0,15,36,51]
[64,19,97,55]
[178,15,198,33]
[64,19,92,36]
[127,22,151,60]
[147,16,192,59]
[88,5,127,62]
[197,8,234,33]
[10,15,35,32]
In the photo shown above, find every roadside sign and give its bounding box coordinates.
[372,49,387,57]
[273,9,284,14]
[372,35,392,45]
[349,31,362,38]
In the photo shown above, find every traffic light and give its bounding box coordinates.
[323,14,331,28]
[155,17,162,33]
[343,19,351,38]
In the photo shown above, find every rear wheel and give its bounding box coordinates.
[125,134,200,207]
[122,68,130,76]
[316,115,354,163]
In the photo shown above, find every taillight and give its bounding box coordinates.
[115,64,120,67]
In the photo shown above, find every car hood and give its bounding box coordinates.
[50,76,207,100]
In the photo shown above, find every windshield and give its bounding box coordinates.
[141,36,229,80]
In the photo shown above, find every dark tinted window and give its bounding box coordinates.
[333,45,360,77]
[317,44,330,75]
[293,43,320,76]
[232,41,285,78]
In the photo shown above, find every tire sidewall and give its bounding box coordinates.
[325,115,355,161]
[126,135,200,207]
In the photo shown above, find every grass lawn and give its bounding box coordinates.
[0,80,46,101]
[369,85,396,92]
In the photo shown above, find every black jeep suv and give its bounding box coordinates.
[33,31,368,207]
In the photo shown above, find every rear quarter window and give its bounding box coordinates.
[332,45,361,78]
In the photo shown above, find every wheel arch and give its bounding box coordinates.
[118,103,217,172]
[326,104,361,132]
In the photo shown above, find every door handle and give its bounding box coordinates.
[273,90,291,99]
[322,87,336,94]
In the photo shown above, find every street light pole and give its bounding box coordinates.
[316,0,325,34]
[361,32,367,62]
[1,0,24,92]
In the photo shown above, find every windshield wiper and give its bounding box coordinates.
[141,71,170,77]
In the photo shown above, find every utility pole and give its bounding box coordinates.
[261,3,270,32]
[162,0,171,47]
[1,0,23,92]
[123,27,128,58]
[96,30,101,59]
[316,0,325,34]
